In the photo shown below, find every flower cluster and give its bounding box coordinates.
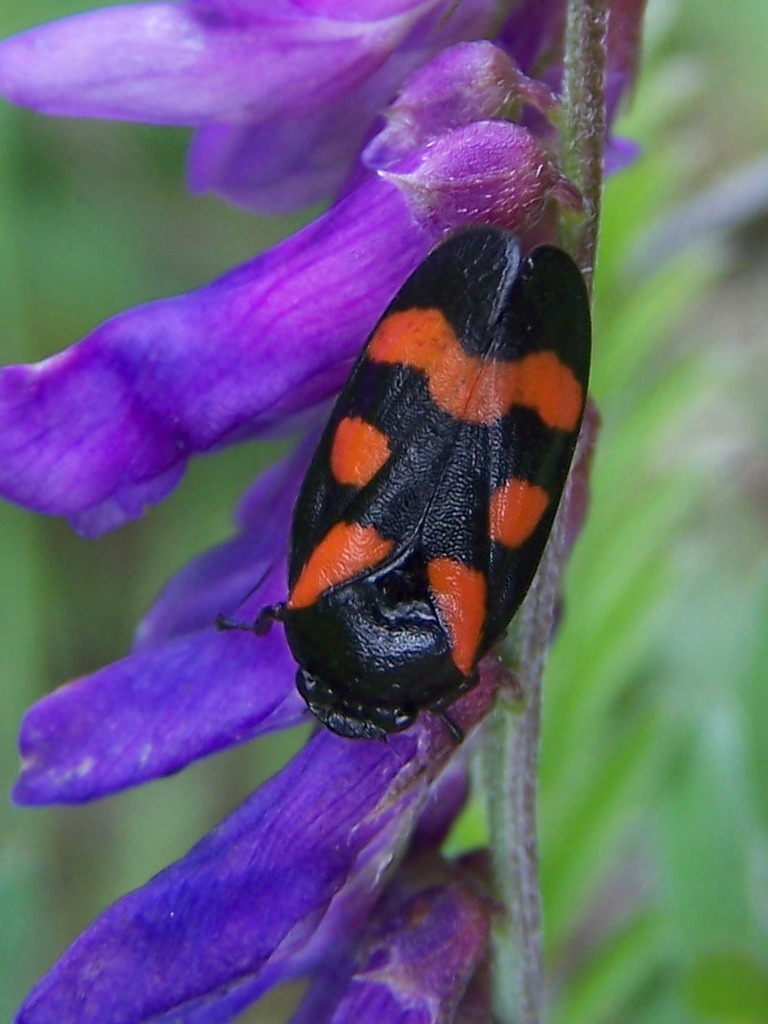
[0,1,644,1022]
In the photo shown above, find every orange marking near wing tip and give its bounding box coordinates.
[368,309,584,429]
[330,416,391,488]
[427,557,487,676]
[489,478,550,548]
[514,351,584,431]
[289,522,394,609]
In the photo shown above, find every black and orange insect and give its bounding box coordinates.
[254,226,590,738]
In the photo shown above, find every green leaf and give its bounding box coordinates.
[551,914,669,1024]
[685,951,768,1023]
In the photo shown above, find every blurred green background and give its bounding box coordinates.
[1,1,767,1021]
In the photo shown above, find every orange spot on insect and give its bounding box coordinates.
[289,522,394,609]
[368,308,457,365]
[427,558,486,675]
[368,309,480,419]
[368,310,583,429]
[510,351,584,431]
[489,478,550,548]
[330,416,391,488]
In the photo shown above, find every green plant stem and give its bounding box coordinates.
[484,676,542,1024]
[559,0,609,290]
[484,492,571,1024]
[485,4,607,1022]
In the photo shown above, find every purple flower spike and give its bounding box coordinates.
[16,678,497,1024]
[382,120,582,238]
[0,0,616,1015]
[0,178,431,536]
[0,0,499,211]
[291,860,490,1024]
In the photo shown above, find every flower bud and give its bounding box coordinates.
[381,120,582,236]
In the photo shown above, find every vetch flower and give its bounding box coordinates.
[289,856,492,1024]
[1,0,646,1021]
[0,0,501,211]
[16,675,499,1024]
[0,176,433,536]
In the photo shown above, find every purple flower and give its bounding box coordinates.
[0,0,500,211]
[14,440,311,805]
[0,1,643,1020]
[17,676,498,1024]
[290,856,491,1024]
[0,176,432,537]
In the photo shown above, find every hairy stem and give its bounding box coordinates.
[559,0,608,290]
[485,4,607,1021]
[484,490,570,1024]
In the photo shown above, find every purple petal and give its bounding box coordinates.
[68,462,187,538]
[0,177,431,535]
[605,0,648,121]
[0,2,431,124]
[604,133,641,176]
[188,109,363,212]
[0,0,499,211]
[0,4,256,124]
[13,602,304,806]
[291,861,490,1024]
[286,0,439,17]
[498,0,565,78]
[16,681,496,1024]
[14,440,316,804]
[187,0,500,210]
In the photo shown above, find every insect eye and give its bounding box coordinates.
[296,669,322,700]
